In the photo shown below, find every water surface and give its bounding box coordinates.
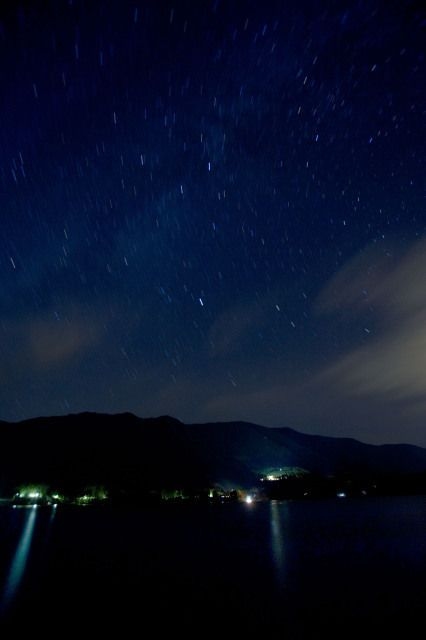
[1,496,425,636]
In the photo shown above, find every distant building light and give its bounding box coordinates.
[337,492,346,498]
[245,495,253,504]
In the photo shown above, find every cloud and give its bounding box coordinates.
[208,286,296,358]
[316,240,426,319]
[194,239,426,446]
[208,301,264,357]
[318,314,426,400]
[316,239,426,402]
[28,314,102,369]
[0,304,104,378]
[315,243,397,315]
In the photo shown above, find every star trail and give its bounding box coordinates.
[0,1,425,445]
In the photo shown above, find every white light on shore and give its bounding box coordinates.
[245,495,253,504]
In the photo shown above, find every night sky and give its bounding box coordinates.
[1,1,425,445]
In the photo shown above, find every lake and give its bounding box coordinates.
[0,496,425,636]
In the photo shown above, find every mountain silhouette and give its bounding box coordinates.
[1,412,426,496]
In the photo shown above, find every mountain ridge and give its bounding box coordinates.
[1,412,426,496]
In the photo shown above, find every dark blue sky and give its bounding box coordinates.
[1,1,425,445]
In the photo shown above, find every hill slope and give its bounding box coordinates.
[1,412,426,495]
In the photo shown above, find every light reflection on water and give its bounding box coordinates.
[0,497,425,632]
[269,500,287,586]
[0,507,38,613]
